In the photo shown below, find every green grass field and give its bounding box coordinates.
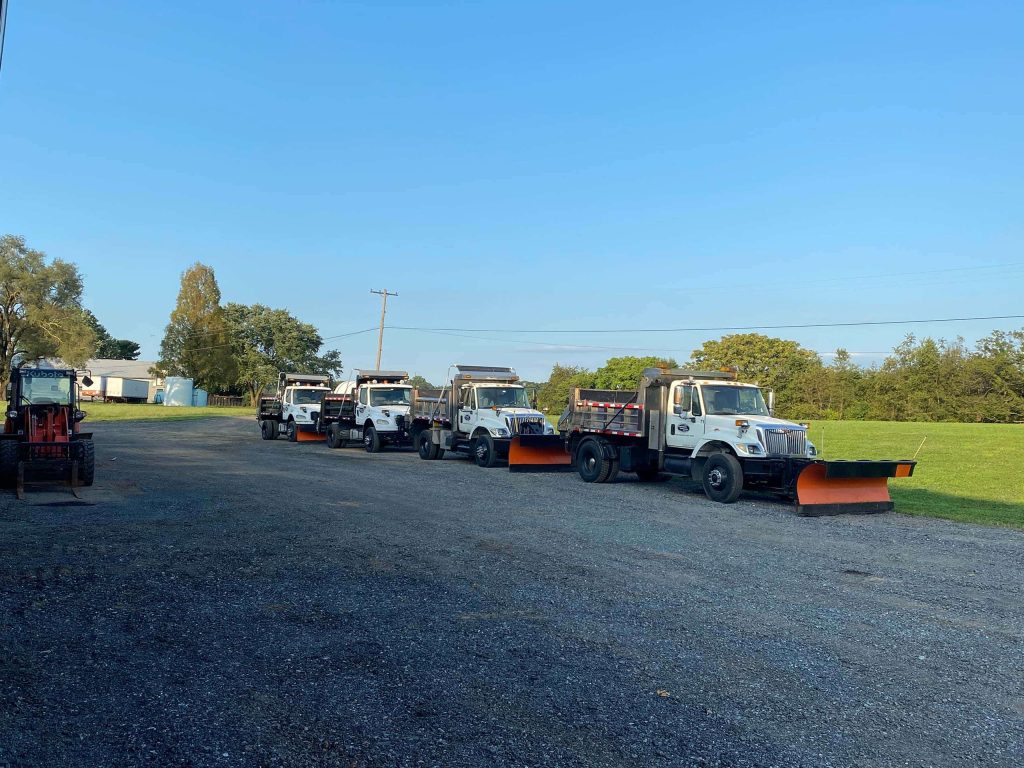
[83,402,251,422]
[810,420,1023,528]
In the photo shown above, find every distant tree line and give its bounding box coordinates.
[538,332,1024,424]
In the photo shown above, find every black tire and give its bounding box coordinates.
[286,419,297,442]
[78,440,95,487]
[576,439,616,483]
[702,452,744,503]
[326,424,340,449]
[364,425,381,453]
[0,441,17,489]
[261,420,277,440]
[474,433,498,468]
[635,465,661,482]
[417,430,440,460]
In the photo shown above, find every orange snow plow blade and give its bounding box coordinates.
[296,429,322,442]
[795,460,916,516]
[508,435,571,472]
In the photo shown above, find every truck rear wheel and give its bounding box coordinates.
[364,425,381,453]
[474,433,498,468]
[0,441,17,488]
[417,430,440,460]
[576,439,616,483]
[326,424,340,449]
[702,453,743,503]
[261,420,277,440]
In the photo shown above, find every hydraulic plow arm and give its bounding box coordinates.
[508,435,572,472]
[794,460,916,516]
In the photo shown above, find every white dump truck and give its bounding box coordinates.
[553,367,915,514]
[412,365,557,467]
[257,372,332,442]
[321,370,414,452]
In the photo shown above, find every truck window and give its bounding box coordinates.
[293,388,328,405]
[476,387,530,409]
[359,388,368,406]
[22,375,72,405]
[701,386,769,416]
[674,385,692,412]
[461,387,475,409]
[369,387,411,406]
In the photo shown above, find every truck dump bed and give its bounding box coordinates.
[411,389,449,422]
[566,389,645,437]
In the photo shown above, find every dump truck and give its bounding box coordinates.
[321,370,414,451]
[555,368,915,515]
[0,365,95,498]
[257,372,332,442]
[412,365,564,467]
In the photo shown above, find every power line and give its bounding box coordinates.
[387,313,1024,335]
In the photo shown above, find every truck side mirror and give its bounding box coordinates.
[767,390,775,415]
[81,375,94,388]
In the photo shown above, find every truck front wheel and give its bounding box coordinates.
[364,425,382,453]
[702,453,743,503]
[286,419,297,442]
[474,433,498,468]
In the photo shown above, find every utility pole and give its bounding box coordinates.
[370,289,397,369]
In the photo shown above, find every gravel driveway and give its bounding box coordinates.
[1,417,1021,767]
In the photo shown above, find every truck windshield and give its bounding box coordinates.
[22,374,73,405]
[702,386,769,416]
[293,388,328,405]
[369,387,411,406]
[476,387,530,409]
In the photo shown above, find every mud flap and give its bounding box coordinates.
[795,460,915,516]
[508,435,571,472]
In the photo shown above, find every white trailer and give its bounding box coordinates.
[105,377,150,403]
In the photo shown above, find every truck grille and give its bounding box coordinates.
[507,416,545,435]
[761,428,807,456]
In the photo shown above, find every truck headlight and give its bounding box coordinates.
[491,427,510,438]
[746,443,762,455]
[544,423,555,435]
[376,418,390,425]
[807,442,817,457]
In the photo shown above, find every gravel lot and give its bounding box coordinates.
[1,417,1021,767]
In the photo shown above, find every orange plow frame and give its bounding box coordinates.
[795,460,915,516]
[295,428,323,442]
[508,435,572,472]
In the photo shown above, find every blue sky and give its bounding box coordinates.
[1,1,1022,383]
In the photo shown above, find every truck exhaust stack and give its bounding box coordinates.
[508,435,572,472]
[794,460,916,516]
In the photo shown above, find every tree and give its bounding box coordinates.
[689,334,820,417]
[406,375,436,390]
[537,363,594,414]
[84,310,141,360]
[224,303,343,404]
[591,356,677,390]
[157,263,237,391]
[0,234,95,386]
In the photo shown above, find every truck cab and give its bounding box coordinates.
[663,378,816,462]
[329,370,413,452]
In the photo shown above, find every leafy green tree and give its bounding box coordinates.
[688,334,820,417]
[84,310,141,360]
[157,263,237,391]
[0,234,95,385]
[591,356,677,390]
[406,375,436,390]
[224,303,343,404]
[537,363,594,413]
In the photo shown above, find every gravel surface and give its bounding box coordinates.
[1,417,1021,767]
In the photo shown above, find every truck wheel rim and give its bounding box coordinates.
[583,456,597,473]
[708,468,725,488]
[476,442,488,460]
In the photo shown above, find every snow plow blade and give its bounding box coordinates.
[296,429,322,442]
[508,435,572,472]
[795,460,916,516]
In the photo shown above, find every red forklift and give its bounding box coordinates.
[0,365,96,498]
